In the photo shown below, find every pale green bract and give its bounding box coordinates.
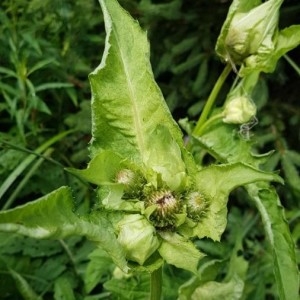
[117,214,160,265]
[0,0,288,278]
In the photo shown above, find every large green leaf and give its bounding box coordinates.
[90,0,191,173]
[194,119,271,168]
[189,275,244,300]
[247,184,300,300]
[188,163,283,240]
[0,187,128,272]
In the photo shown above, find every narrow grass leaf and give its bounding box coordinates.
[0,130,74,207]
[54,276,76,300]
[35,82,73,92]
[9,269,42,300]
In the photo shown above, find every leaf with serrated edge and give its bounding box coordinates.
[189,163,283,240]
[90,0,197,176]
[0,187,128,272]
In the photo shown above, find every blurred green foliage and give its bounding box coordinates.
[0,0,299,299]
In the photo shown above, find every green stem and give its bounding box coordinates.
[59,239,80,276]
[195,113,224,137]
[284,54,300,76]
[150,266,162,300]
[193,63,232,136]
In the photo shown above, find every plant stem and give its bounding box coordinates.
[284,54,300,76]
[150,266,162,300]
[196,113,224,136]
[193,63,232,136]
[59,239,80,276]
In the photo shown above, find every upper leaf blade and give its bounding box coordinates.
[90,0,185,167]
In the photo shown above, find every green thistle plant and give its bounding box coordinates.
[0,0,298,299]
[0,0,284,277]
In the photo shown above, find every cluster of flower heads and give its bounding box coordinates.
[109,166,209,265]
[114,168,208,230]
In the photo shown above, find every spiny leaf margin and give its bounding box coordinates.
[89,0,196,176]
[0,186,128,272]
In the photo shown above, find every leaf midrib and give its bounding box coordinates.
[113,24,146,157]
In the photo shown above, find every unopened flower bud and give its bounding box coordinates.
[186,192,208,221]
[116,169,135,185]
[115,169,146,199]
[223,96,256,124]
[216,0,282,71]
